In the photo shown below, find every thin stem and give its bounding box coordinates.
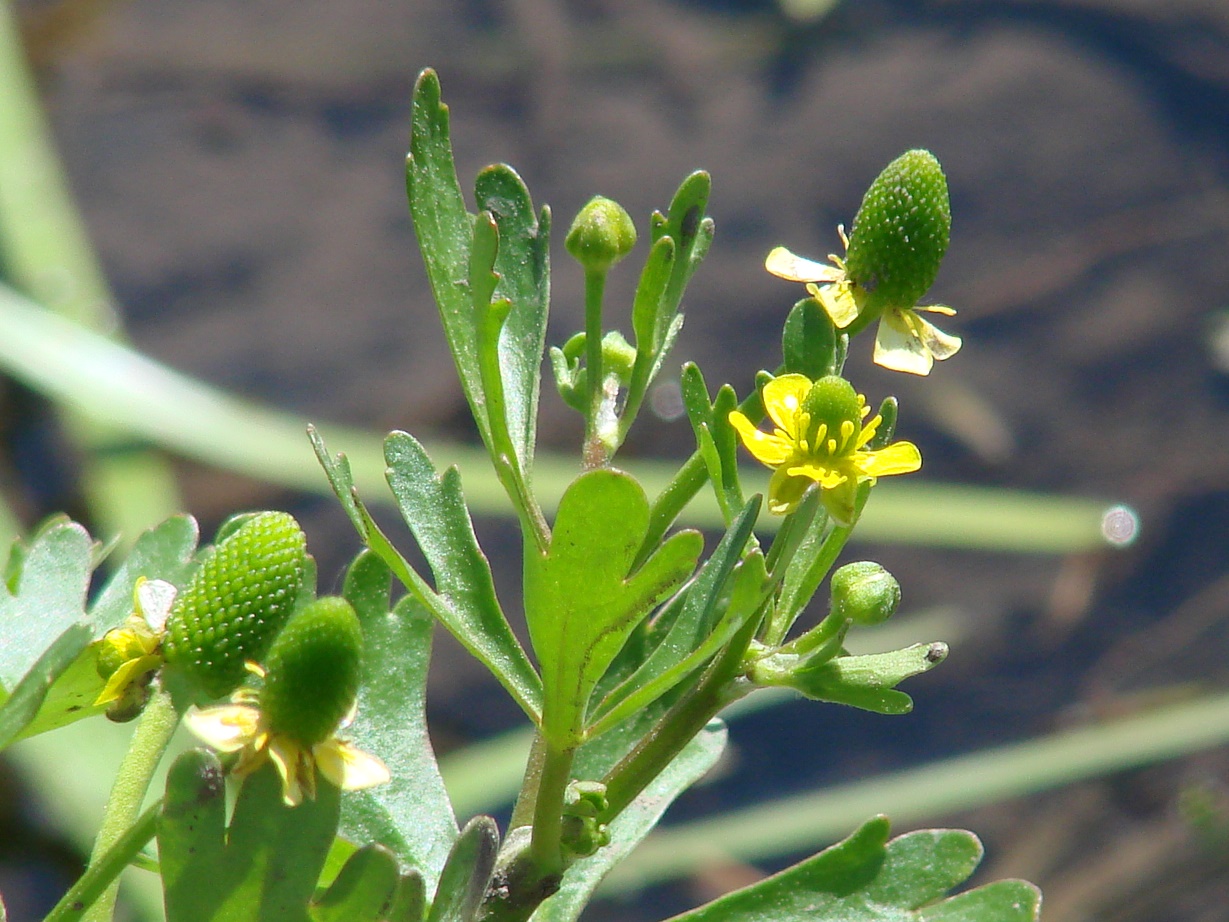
[82,684,178,922]
[582,267,610,467]
[45,800,162,922]
[528,741,575,879]
[600,615,758,819]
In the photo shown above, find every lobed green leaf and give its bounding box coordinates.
[524,469,702,747]
[341,553,459,892]
[664,816,1039,922]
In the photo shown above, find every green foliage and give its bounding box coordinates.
[523,469,702,747]
[0,65,1051,922]
[339,552,459,894]
[666,816,1039,922]
[159,750,420,922]
[0,514,198,745]
[383,431,542,720]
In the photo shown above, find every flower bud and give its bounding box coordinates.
[829,561,900,626]
[565,196,637,271]
[843,150,950,314]
[163,512,307,699]
[261,596,363,747]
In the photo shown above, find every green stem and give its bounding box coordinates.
[766,482,869,647]
[81,684,178,922]
[45,800,161,922]
[600,615,759,819]
[528,741,575,879]
[582,267,610,467]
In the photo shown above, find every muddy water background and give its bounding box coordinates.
[5,0,1229,919]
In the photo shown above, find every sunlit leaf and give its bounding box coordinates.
[664,816,1040,922]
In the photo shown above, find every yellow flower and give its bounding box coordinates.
[183,663,390,807]
[728,373,921,523]
[93,577,177,715]
[765,233,961,376]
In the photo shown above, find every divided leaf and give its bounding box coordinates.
[160,750,418,922]
[666,816,1040,922]
[340,552,459,893]
[475,164,551,475]
[384,431,542,720]
[524,470,702,747]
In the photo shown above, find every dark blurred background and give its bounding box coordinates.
[4,0,1229,919]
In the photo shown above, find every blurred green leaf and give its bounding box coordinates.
[665,816,1039,922]
[0,623,92,749]
[532,720,727,922]
[525,470,702,747]
[384,431,542,720]
[0,518,93,690]
[341,552,459,892]
[160,750,338,922]
[425,817,499,922]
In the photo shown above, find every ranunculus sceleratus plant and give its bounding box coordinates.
[0,69,1040,922]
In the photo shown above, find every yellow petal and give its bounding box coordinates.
[873,311,934,375]
[860,441,923,477]
[814,283,860,329]
[915,314,962,362]
[183,703,262,752]
[314,739,391,792]
[760,374,812,437]
[786,461,848,491]
[728,411,793,467]
[135,578,177,632]
[267,736,314,806]
[765,247,842,283]
[766,468,813,515]
[819,476,859,526]
[93,654,161,706]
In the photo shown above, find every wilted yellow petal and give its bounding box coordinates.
[314,739,391,792]
[183,704,261,752]
[873,311,935,375]
[765,246,842,283]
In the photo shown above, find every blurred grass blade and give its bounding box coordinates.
[0,0,180,540]
[0,280,1119,553]
[602,690,1229,892]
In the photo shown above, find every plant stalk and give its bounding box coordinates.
[81,684,178,922]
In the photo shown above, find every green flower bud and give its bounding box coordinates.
[163,511,307,699]
[829,561,901,626]
[565,196,637,271]
[843,149,950,313]
[800,375,862,453]
[261,596,363,747]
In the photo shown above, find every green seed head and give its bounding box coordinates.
[800,375,862,455]
[829,561,901,626]
[260,597,363,747]
[843,149,950,314]
[565,195,638,272]
[163,511,307,699]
